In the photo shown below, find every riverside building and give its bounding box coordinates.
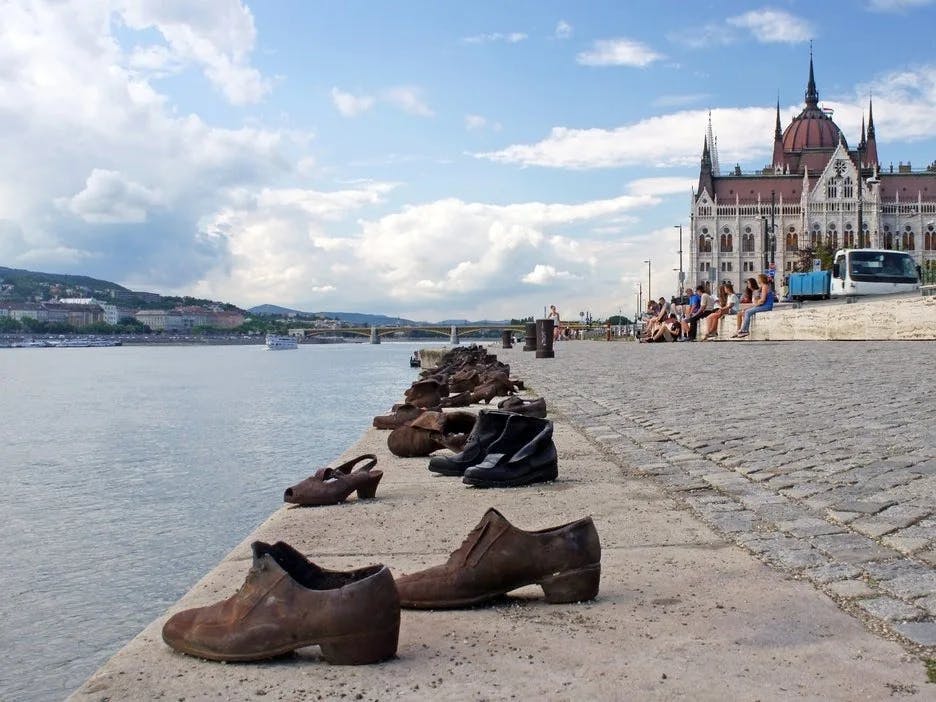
[690,54,936,291]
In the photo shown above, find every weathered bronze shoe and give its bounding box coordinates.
[284,454,382,506]
[162,541,400,663]
[497,396,547,418]
[373,403,423,430]
[386,411,476,457]
[394,508,600,609]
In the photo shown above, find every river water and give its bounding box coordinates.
[0,342,430,701]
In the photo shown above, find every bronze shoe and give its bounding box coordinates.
[394,508,600,609]
[385,410,476,457]
[162,541,399,663]
[373,403,423,430]
[497,396,547,418]
[284,454,382,506]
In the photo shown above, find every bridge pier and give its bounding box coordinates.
[370,325,380,344]
[449,325,460,345]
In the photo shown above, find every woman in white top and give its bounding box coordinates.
[701,281,739,340]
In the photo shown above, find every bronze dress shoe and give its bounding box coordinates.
[497,396,547,418]
[394,508,600,609]
[284,454,382,506]
[162,541,400,663]
[373,403,424,430]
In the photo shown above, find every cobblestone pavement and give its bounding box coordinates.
[505,340,936,655]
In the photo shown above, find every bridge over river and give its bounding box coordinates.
[293,322,596,344]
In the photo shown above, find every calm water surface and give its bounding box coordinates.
[0,342,429,701]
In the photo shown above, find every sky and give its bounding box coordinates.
[3,0,936,321]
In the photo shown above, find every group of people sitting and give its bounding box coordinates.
[639,274,776,343]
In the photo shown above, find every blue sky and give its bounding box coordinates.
[3,1,936,321]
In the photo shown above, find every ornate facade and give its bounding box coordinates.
[690,55,936,291]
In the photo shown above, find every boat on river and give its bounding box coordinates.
[265,334,298,350]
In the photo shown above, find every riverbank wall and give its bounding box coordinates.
[70,342,933,700]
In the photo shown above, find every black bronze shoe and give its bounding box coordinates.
[427,410,512,476]
[462,415,557,488]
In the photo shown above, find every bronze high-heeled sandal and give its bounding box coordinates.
[284,454,382,506]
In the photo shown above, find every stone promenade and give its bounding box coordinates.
[503,339,936,653]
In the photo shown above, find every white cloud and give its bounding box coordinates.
[726,9,814,44]
[381,86,434,117]
[554,20,572,39]
[116,0,271,104]
[576,38,663,67]
[58,169,165,223]
[462,32,528,44]
[626,177,696,197]
[330,87,375,117]
[867,0,934,10]
[465,114,502,131]
[466,114,488,130]
[476,107,776,169]
[522,264,577,285]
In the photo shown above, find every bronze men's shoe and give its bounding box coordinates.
[373,403,423,430]
[404,379,445,409]
[284,454,382,506]
[394,508,600,609]
[462,415,557,488]
[497,396,547,418]
[162,541,400,663]
[386,411,476,457]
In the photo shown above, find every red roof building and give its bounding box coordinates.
[691,52,936,289]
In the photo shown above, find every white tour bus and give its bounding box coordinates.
[830,248,921,297]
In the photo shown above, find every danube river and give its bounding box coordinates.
[0,342,434,702]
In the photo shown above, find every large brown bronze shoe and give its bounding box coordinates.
[162,541,400,664]
[394,508,600,609]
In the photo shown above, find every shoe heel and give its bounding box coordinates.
[319,626,398,665]
[539,564,600,604]
[355,471,383,499]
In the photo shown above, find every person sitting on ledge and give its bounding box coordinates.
[647,313,681,342]
[732,273,774,338]
[702,281,739,340]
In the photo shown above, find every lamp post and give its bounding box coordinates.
[643,259,651,303]
[674,224,684,297]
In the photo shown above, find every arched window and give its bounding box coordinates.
[826,179,837,199]
[926,225,935,251]
[885,232,894,249]
[785,230,798,251]
[720,233,733,252]
[860,223,870,248]
[741,233,755,252]
[903,229,915,251]
[698,234,711,253]
[842,177,853,199]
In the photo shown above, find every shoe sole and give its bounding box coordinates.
[163,625,399,664]
[461,462,559,488]
[400,563,601,609]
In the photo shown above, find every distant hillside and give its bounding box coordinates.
[0,265,131,296]
[248,305,421,326]
[0,265,241,311]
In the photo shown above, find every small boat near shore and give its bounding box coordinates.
[265,334,298,350]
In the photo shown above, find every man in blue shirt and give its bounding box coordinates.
[680,286,703,340]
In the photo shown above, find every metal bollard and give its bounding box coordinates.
[523,322,537,351]
[535,319,555,358]
[501,329,513,348]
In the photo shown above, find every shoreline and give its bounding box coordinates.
[69,346,930,700]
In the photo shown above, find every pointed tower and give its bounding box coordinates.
[697,137,714,198]
[772,99,784,171]
[865,97,879,168]
[805,47,819,108]
[706,111,721,176]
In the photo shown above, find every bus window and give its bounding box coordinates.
[848,251,917,283]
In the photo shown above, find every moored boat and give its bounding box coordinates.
[265,334,298,350]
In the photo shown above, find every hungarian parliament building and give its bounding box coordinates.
[690,55,936,289]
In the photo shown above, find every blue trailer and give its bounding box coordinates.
[788,270,831,300]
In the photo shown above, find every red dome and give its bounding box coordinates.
[781,106,845,152]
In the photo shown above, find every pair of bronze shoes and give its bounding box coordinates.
[283,454,382,506]
[161,509,600,663]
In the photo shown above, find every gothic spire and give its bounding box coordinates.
[805,44,819,108]
[706,111,720,176]
[867,96,876,139]
[774,98,782,138]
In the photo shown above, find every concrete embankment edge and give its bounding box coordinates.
[71,399,927,700]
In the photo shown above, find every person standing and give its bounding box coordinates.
[547,304,561,341]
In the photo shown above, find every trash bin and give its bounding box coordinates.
[523,322,537,352]
[501,329,513,349]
